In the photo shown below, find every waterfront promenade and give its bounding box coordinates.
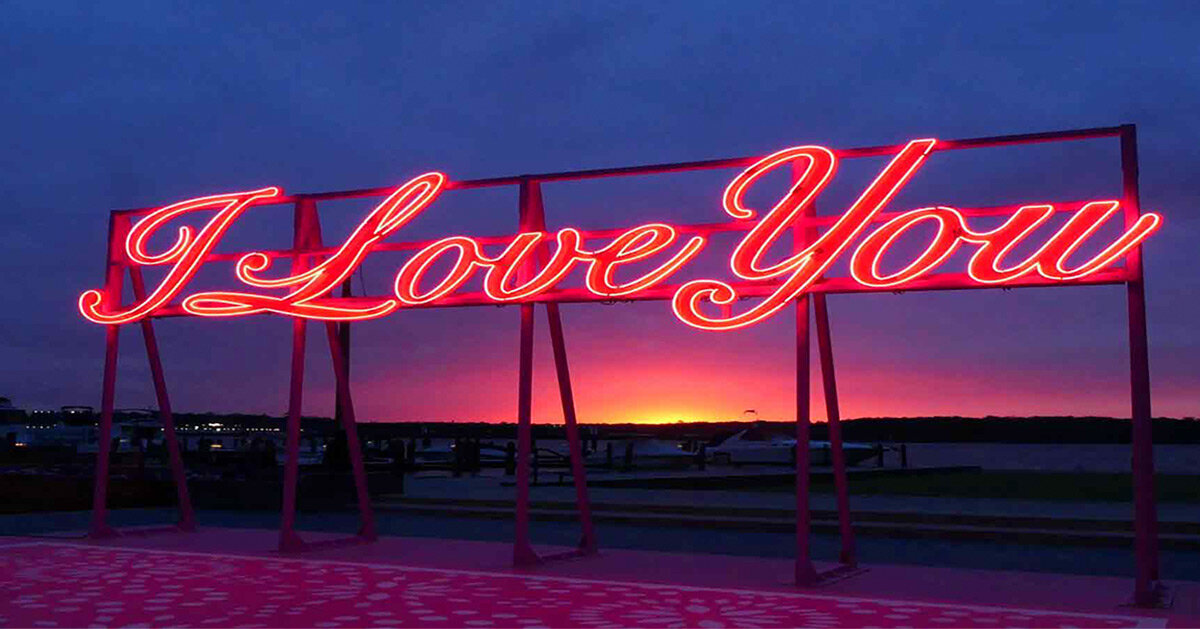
[1,529,1195,627]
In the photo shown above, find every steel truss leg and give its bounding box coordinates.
[513,301,540,565]
[129,267,195,531]
[794,295,817,585]
[89,323,120,539]
[544,302,597,553]
[511,179,597,565]
[279,198,376,551]
[90,216,194,539]
[791,167,819,584]
[813,294,855,567]
[279,201,313,551]
[1128,279,1159,604]
[1120,125,1161,607]
[279,313,308,551]
[89,214,126,539]
[324,320,377,540]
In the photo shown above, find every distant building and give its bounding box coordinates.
[0,397,26,423]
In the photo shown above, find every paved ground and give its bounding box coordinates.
[0,536,1184,628]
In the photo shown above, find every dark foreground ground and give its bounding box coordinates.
[5,507,1200,583]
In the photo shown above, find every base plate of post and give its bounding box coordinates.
[514,542,598,568]
[89,522,195,540]
[1123,581,1173,609]
[277,531,376,554]
[796,563,869,587]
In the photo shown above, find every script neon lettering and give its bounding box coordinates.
[849,207,965,288]
[182,172,446,320]
[79,187,282,325]
[584,225,706,298]
[672,139,937,330]
[78,138,1164,331]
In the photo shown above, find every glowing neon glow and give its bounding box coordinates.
[672,139,938,330]
[79,187,282,325]
[584,225,706,298]
[182,173,445,320]
[78,138,1165,331]
[849,207,965,288]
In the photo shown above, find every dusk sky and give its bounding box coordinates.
[2,2,1198,424]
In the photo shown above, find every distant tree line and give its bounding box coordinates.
[36,411,1199,445]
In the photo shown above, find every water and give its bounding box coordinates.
[901,443,1200,473]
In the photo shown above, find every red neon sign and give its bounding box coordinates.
[79,138,1162,331]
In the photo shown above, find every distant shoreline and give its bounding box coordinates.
[24,413,1198,445]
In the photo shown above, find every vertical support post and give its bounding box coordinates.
[794,294,817,585]
[334,279,351,423]
[514,301,539,564]
[522,180,596,554]
[513,179,540,566]
[279,199,313,552]
[1122,124,1160,606]
[295,200,377,543]
[791,176,817,584]
[813,295,855,567]
[129,265,195,531]
[89,213,127,539]
[90,324,121,538]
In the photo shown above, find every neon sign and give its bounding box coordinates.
[78,138,1161,331]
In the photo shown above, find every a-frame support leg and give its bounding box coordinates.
[279,197,377,552]
[813,294,855,568]
[129,266,196,531]
[279,199,314,552]
[89,215,194,539]
[323,319,377,540]
[794,294,817,585]
[89,322,121,539]
[89,214,126,539]
[544,302,597,554]
[513,299,540,566]
[512,178,597,566]
[278,311,308,550]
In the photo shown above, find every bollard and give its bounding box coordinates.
[623,441,634,470]
[697,444,707,471]
[605,442,613,469]
[531,438,539,485]
[876,443,884,468]
[453,438,463,477]
[900,443,908,468]
[393,439,406,475]
[505,441,516,476]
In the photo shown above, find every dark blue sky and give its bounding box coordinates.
[2,1,1198,422]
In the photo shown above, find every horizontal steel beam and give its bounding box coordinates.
[139,268,1131,319]
[110,125,1127,217]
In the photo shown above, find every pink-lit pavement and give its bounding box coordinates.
[0,531,1195,628]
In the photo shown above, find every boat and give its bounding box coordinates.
[708,426,878,466]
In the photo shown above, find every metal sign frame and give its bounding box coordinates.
[83,124,1161,605]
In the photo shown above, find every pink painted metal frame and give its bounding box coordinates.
[87,124,1160,605]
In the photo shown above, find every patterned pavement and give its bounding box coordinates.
[0,542,1164,628]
